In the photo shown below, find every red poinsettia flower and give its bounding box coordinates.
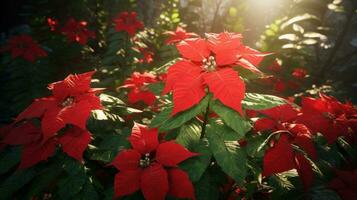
[1,122,57,169]
[164,26,198,44]
[137,48,154,64]
[267,61,282,72]
[163,32,268,116]
[329,169,357,200]
[254,104,317,189]
[61,18,95,45]
[120,72,157,106]
[1,121,92,169]
[1,35,47,62]
[15,71,102,142]
[292,68,307,79]
[113,11,144,36]
[111,123,197,200]
[273,79,286,93]
[47,17,58,31]
[296,94,355,144]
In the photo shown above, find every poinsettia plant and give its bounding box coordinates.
[0,1,356,200]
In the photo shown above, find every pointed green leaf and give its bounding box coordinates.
[206,122,247,184]
[150,94,211,131]
[242,93,287,110]
[211,100,251,138]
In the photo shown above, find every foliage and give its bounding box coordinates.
[0,0,356,200]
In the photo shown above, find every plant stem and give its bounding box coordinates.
[200,100,211,139]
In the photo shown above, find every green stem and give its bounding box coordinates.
[200,99,211,139]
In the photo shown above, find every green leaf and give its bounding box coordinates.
[206,122,247,184]
[25,164,63,199]
[176,122,202,148]
[0,147,20,175]
[194,171,220,200]
[0,169,37,199]
[211,100,251,138]
[242,93,287,110]
[180,139,212,182]
[57,171,86,199]
[150,94,211,131]
[76,179,99,200]
[147,82,165,96]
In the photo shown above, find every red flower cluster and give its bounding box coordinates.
[1,35,47,62]
[292,68,307,79]
[47,17,58,31]
[114,12,144,36]
[163,32,268,115]
[60,18,96,45]
[111,123,197,200]
[329,168,357,200]
[1,71,102,168]
[120,72,158,106]
[297,94,357,144]
[254,104,317,189]
[164,26,198,44]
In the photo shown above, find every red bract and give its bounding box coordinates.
[267,61,282,72]
[329,169,357,200]
[1,122,92,169]
[1,35,47,62]
[120,72,157,106]
[296,94,356,144]
[1,122,57,169]
[163,32,268,116]
[16,71,102,142]
[137,48,154,64]
[254,104,317,189]
[113,12,144,36]
[111,123,197,200]
[292,68,307,79]
[164,26,198,44]
[47,17,58,31]
[273,79,286,93]
[61,18,95,45]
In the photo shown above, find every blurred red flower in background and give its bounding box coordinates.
[1,35,47,62]
[114,12,144,36]
[61,18,95,45]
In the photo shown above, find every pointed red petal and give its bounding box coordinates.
[176,38,210,62]
[41,107,65,142]
[60,100,93,130]
[141,164,169,200]
[2,122,41,145]
[16,98,57,122]
[259,104,298,122]
[18,138,57,169]
[203,68,245,115]
[238,45,268,66]
[111,149,141,171]
[295,154,314,190]
[263,135,295,176]
[254,118,277,132]
[114,169,142,198]
[168,168,196,200]
[128,89,156,106]
[171,71,205,116]
[289,124,317,160]
[156,141,198,167]
[49,71,96,99]
[235,58,262,74]
[59,126,91,161]
[129,123,159,154]
[163,60,202,95]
